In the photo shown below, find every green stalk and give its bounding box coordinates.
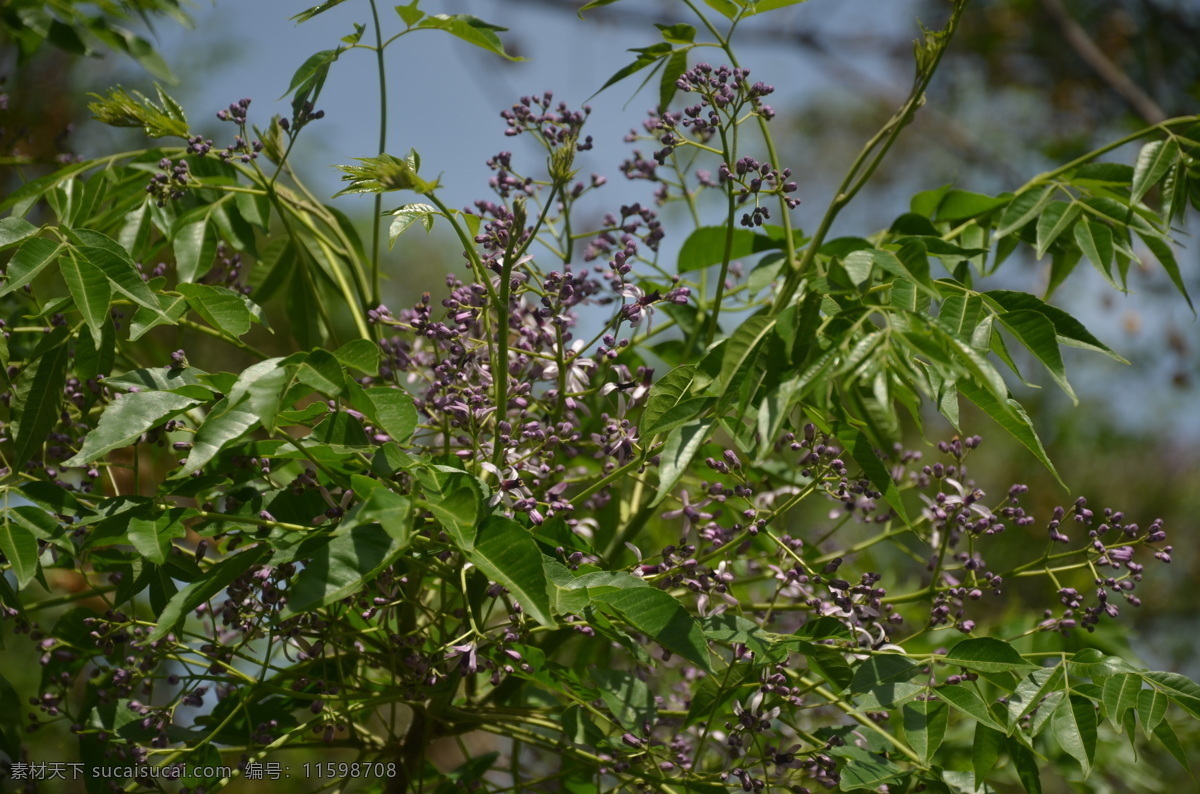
[772,2,969,314]
[369,0,388,314]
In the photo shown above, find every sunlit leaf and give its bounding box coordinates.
[1130,138,1179,206]
[1052,694,1097,777]
[903,699,948,764]
[592,587,711,673]
[414,14,524,61]
[65,391,202,467]
[470,516,555,627]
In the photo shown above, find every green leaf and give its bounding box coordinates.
[1136,231,1192,311]
[641,365,707,438]
[0,510,40,588]
[659,47,690,113]
[653,417,715,506]
[235,189,271,231]
[0,237,61,296]
[127,507,189,564]
[982,290,1126,362]
[911,184,952,217]
[593,42,672,95]
[684,664,755,728]
[1153,721,1195,778]
[357,387,418,443]
[282,48,340,101]
[422,484,480,553]
[997,310,1076,403]
[172,219,216,283]
[870,247,939,297]
[804,644,856,694]
[830,745,905,791]
[281,525,408,617]
[59,252,111,336]
[130,293,187,340]
[936,190,1009,222]
[832,424,911,526]
[1035,201,1080,259]
[903,699,948,765]
[945,637,1037,675]
[293,0,350,22]
[469,516,555,628]
[718,314,774,392]
[1130,138,1179,206]
[1069,648,1140,680]
[309,412,369,447]
[972,723,1003,783]
[592,669,655,731]
[17,481,91,520]
[0,670,23,758]
[934,290,982,341]
[1073,219,1118,288]
[1102,673,1142,730]
[850,654,922,707]
[1070,161,1135,186]
[920,317,1007,403]
[417,467,482,554]
[841,250,874,286]
[106,365,212,396]
[297,349,345,396]
[795,617,854,641]
[655,23,696,43]
[936,684,1006,732]
[746,0,812,14]
[701,0,740,20]
[1052,694,1097,777]
[396,2,424,26]
[700,614,788,663]
[73,230,170,323]
[337,488,410,543]
[1137,687,1168,737]
[147,545,271,641]
[334,339,381,376]
[1007,666,1064,726]
[996,185,1056,238]
[550,568,646,615]
[678,226,782,273]
[579,0,623,15]
[592,587,711,673]
[956,379,1063,487]
[177,283,264,339]
[414,14,523,61]
[1142,670,1200,720]
[388,202,439,245]
[65,391,201,466]
[10,328,70,470]
[1005,735,1043,794]
[334,151,438,196]
[0,217,38,250]
[176,400,260,478]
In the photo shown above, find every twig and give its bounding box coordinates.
[1040,0,1166,124]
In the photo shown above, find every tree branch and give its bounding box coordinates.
[1040,0,1166,124]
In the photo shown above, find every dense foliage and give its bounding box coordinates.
[1,1,1199,792]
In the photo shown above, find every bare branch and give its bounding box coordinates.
[1040,0,1166,124]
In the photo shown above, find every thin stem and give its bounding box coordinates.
[772,2,969,314]
[704,124,738,347]
[369,0,388,311]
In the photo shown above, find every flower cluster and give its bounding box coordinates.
[145,157,189,206]
[500,90,593,151]
[648,63,776,164]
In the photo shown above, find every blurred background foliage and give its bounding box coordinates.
[2,0,1198,788]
